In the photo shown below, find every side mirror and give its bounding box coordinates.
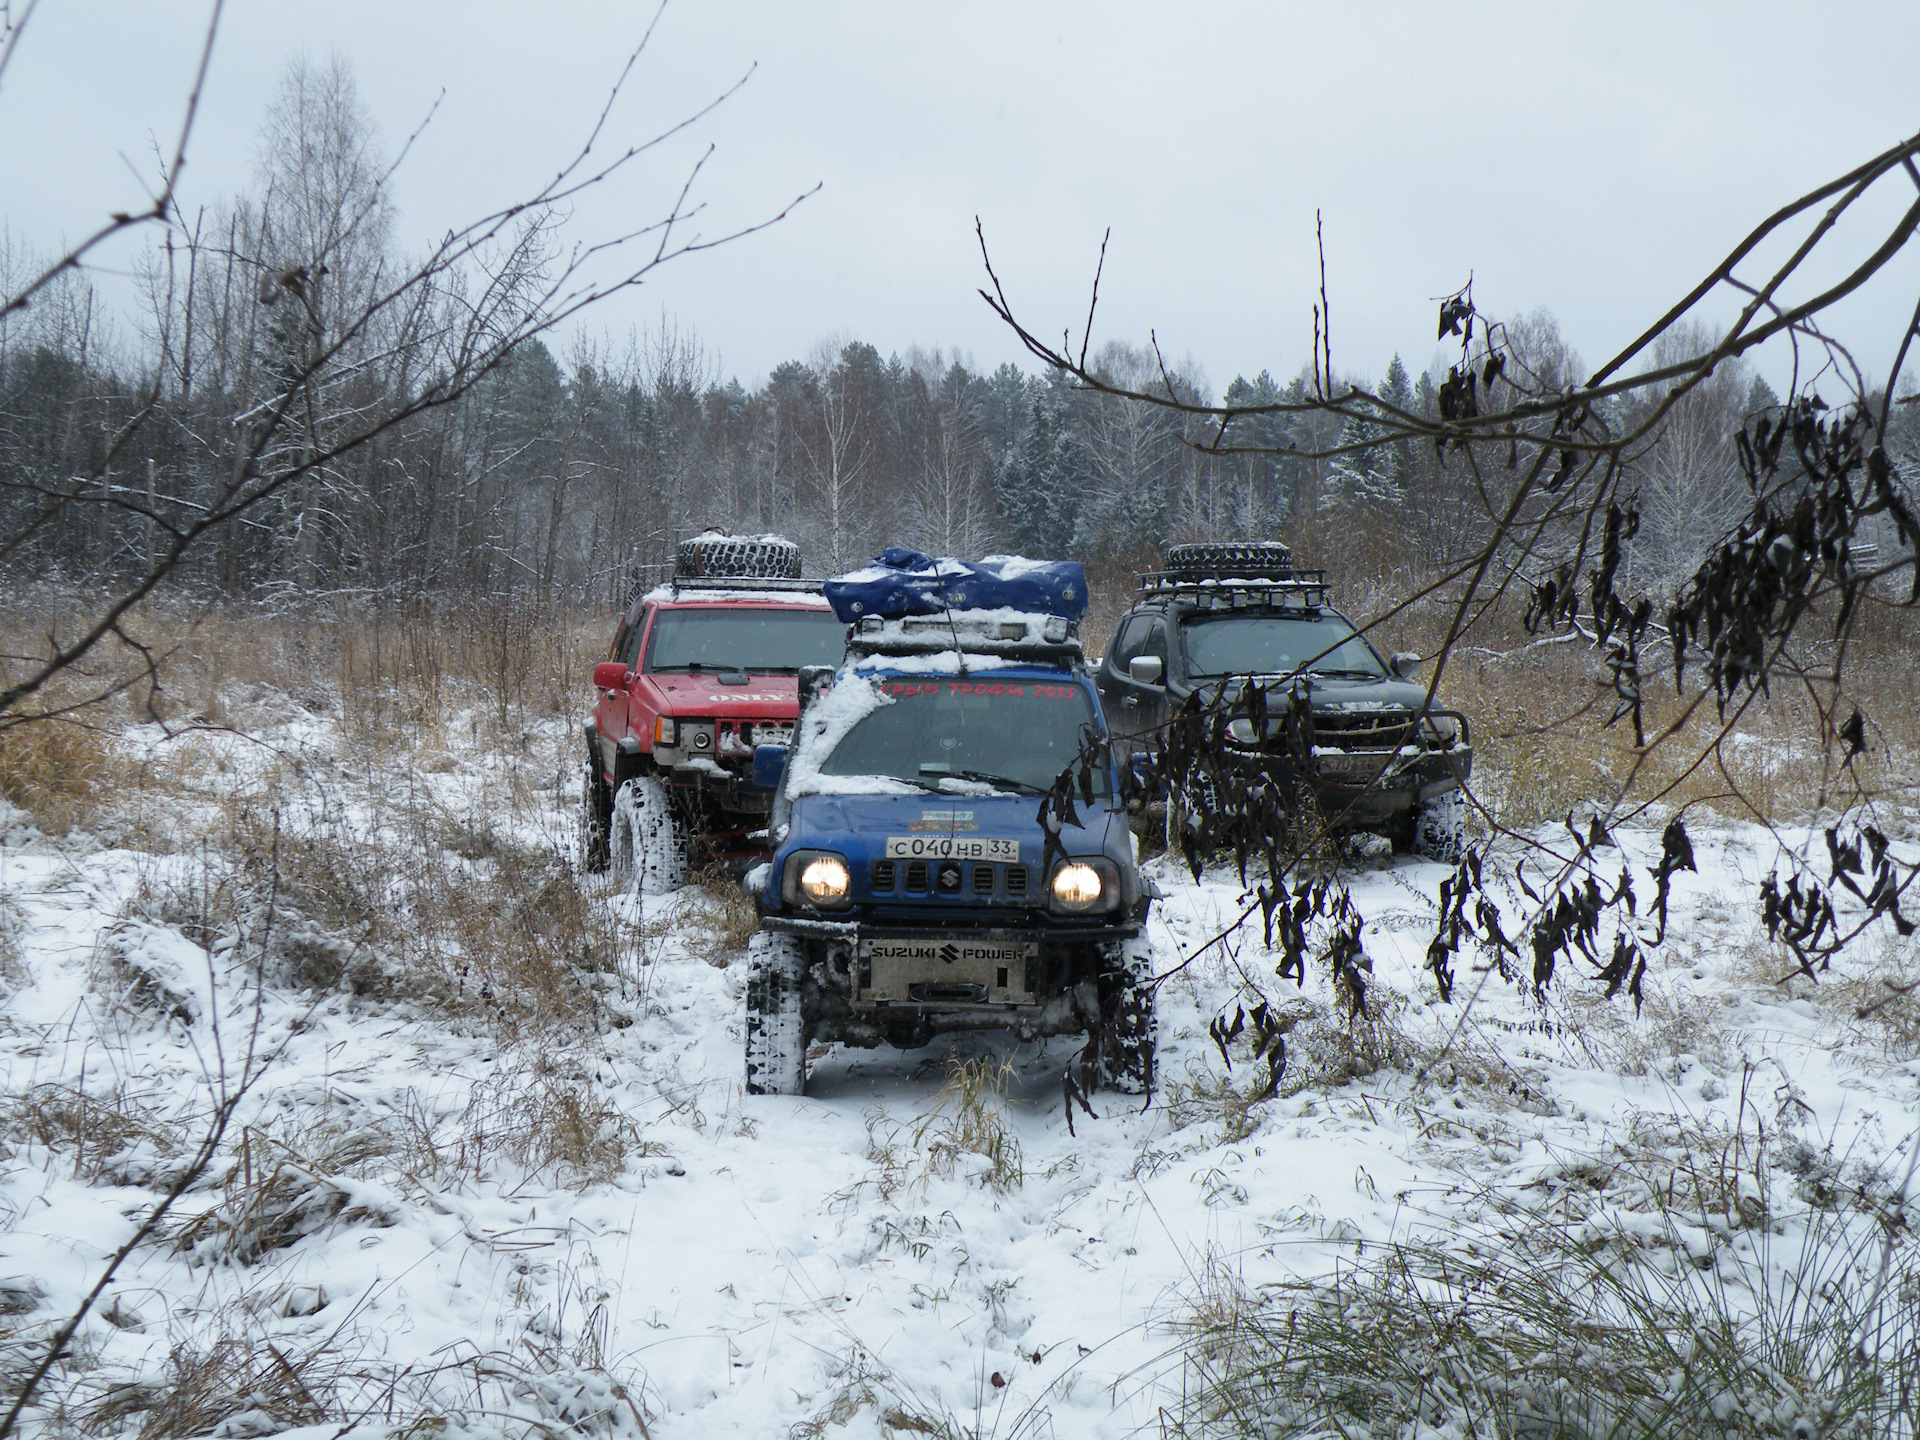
[1127,654,1164,686]
[1390,652,1422,681]
[593,661,631,691]
[798,664,836,711]
[752,744,789,789]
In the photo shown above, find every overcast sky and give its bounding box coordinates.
[3,1,1917,394]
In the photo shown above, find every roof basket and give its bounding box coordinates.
[1137,569,1330,609]
[1139,540,1326,607]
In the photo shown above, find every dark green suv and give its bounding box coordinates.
[1095,543,1472,859]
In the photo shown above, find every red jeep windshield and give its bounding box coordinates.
[645,608,846,673]
[817,679,1107,796]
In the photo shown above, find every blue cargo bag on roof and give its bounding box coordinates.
[824,549,1088,624]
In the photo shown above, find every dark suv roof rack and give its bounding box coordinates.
[1137,569,1329,609]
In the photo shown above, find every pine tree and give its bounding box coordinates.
[995,391,1084,556]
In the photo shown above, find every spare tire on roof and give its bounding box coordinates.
[674,531,802,580]
[1162,541,1294,579]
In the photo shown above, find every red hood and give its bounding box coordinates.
[640,672,801,717]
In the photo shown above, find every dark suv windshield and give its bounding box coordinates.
[1181,612,1385,679]
[818,679,1107,796]
[646,608,846,673]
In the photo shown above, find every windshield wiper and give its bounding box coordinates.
[943,768,1049,797]
[1308,668,1384,679]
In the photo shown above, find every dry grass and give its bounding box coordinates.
[0,712,117,835]
[689,863,761,957]
[116,783,641,1041]
[0,1080,188,1186]
[392,1059,664,1192]
[846,1055,1027,1205]
[1168,1200,1918,1440]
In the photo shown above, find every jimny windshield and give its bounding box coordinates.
[817,678,1106,796]
[646,608,848,673]
[1181,613,1385,679]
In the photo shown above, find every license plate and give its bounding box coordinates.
[885,835,1019,861]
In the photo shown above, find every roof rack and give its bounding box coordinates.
[846,610,1082,664]
[663,575,825,595]
[1137,569,1330,609]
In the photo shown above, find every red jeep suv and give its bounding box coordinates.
[581,534,847,890]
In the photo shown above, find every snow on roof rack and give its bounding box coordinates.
[1137,569,1331,608]
[846,609,1082,664]
[824,549,1087,625]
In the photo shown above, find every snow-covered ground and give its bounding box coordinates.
[1,699,1915,1439]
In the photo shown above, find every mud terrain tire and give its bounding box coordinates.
[1412,789,1466,864]
[1163,541,1294,580]
[675,532,802,580]
[609,777,688,893]
[579,752,614,874]
[1096,936,1157,1094]
[744,931,809,1095]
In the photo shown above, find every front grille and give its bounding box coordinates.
[936,861,964,894]
[870,859,896,891]
[905,860,930,892]
[973,863,995,894]
[1005,867,1028,896]
[1313,710,1414,747]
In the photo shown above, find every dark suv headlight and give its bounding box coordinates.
[782,849,852,909]
[1048,857,1120,914]
[1420,714,1460,745]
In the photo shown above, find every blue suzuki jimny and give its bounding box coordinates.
[742,551,1157,1097]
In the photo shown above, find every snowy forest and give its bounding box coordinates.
[7,30,1920,1440]
[8,57,1914,609]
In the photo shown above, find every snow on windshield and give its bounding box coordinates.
[807,676,1106,798]
[1182,613,1384,679]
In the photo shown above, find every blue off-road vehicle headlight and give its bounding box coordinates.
[1049,857,1120,914]
[783,849,852,908]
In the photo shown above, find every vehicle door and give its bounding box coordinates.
[1101,613,1170,746]
[593,603,648,771]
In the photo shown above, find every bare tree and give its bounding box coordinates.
[798,338,876,573]
[0,7,812,724]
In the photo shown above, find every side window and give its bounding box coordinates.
[621,607,649,668]
[1108,615,1147,670]
[1138,621,1168,666]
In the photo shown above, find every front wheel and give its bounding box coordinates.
[744,931,810,1095]
[1411,789,1467,864]
[1096,935,1157,1095]
[609,777,689,894]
